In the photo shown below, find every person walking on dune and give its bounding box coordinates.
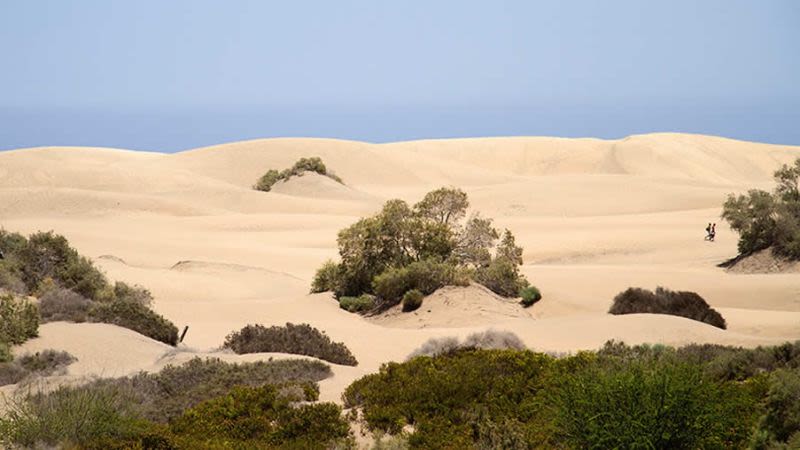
[705,223,712,240]
[710,223,716,242]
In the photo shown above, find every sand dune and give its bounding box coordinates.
[3,132,800,404]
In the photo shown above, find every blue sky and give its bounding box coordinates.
[1,1,798,151]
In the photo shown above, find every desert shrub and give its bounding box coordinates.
[254,156,344,192]
[169,384,352,449]
[401,289,423,312]
[0,267,26,295]
[89,300,178,346]
[109,281,153,307]
[0,383,148,449]
[609,286,727,329]
[408,330,525,359]
[340,294,376,313]
[97,357,331,423]
[0,342,11,363]
[549,357,759,449]
[0,350,76,386]
[475,257,529,298]
[0,294,39,345]
[311,259,341,293]
[39,287,92,322]
[223,322,358,366]
[758,369,800,444]
[519,285,541,307]
[373,259,464,303]
[316,188,530,305]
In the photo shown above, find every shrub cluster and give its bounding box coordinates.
[345,341,800,448]
[408,330,525,359]
[311,187,534,312]
[401,289,424,312]
[723,157,800,258]
[609,286,727,329]
[223,322,358,366]
[519,286,542,307]
[0,229,179,346]
[0,350,76,386]
[339,294,376,313]
[254,156,343,192]
[0,357,345,449]
[0,294,39,349]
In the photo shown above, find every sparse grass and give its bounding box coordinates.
[609,286,727,329]
[223,323,358,366]
[0,350,76,386]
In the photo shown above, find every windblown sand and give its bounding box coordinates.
[2,133,800,404]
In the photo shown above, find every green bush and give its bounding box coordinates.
[223,322,358,366]
[169,384,352,449]
[549,358,759,449]
[609,286,727,329]
[519,286,541,307]
[254,157,344,192]
[339,294,376,313]
[401,289,423,312]
[475,257,529,298]
[759,369,800,443]
[311,259,341,293]
[89,301,178,346]
[373,259,465,303]
[0,294,39,345]
[0,342,11,363]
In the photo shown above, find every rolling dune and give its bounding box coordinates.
[3,132,800,404]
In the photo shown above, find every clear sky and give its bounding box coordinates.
[1,1,798,151]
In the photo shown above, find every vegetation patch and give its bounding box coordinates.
[519,286,542,307]
[0,350,76,386]
[254,156,343,192]
[0,293,38,347]
[408,330,525,359]
[223,322,358,366]
[311,187,533,311]
[608,286,727,329]
[88,300,178,346]
[339,294,376,313]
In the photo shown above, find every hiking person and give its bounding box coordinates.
[710,223,716,242]
[705,223,712,240]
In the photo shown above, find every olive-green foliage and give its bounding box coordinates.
[223,322,358,366]
[0,383,149,449]
[609,286,727,329]
[550,357,758,449]
[39,287,93,322]
[311,259,341,294]
[0,342,11,363]
[373,259,467,303]
[339,294,376,313]
[759,369,800,443]
[0,350,76,386]
[723,158,800,259]
[401,289,423,312]
[315,187,532,304]
[519,286,541,307]
[89,300,179,346]
[253,156,343,192]
[344,349,556,447]
[0,294,39,345]
[475,257,529,298]
[170,384,352,449]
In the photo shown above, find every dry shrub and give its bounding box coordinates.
[408,330,525,359]
[0,350,76,386]
[609,287,727,329]
[39,288,92,323]
[223,323,358,366]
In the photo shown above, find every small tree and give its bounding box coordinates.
[414,187,469,226]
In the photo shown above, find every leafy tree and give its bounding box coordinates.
[414,187,469,226]
[722,190,778,255]
[497,229,524,266]
[452,214,499,267]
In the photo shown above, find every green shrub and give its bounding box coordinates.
[39,288,92,322]
[609,286,727,329]
[0,350,76,386]
[401,289,423,312]
[475,257,529,298]
[0,383,148,449]
[254,157,344,192]
[373,259,464,303]
[169,384,352,449]
[108,281,153,307]
[89,301,178,346]
[223,322,358,366]
[759,369,800,443]
[519,286,541,307]
[340,294,376,313]
[549,358,759,449]
[0,342,11,363]
[0,294,39,345]
[311,259,341,293]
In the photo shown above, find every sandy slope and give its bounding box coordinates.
[2,133,800,406]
